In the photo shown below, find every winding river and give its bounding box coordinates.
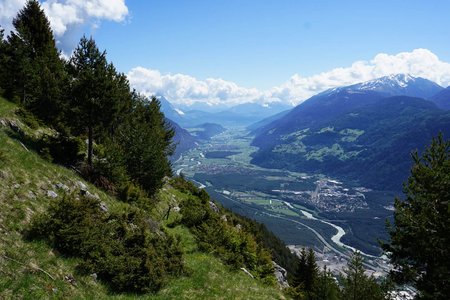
[300,209,377,258]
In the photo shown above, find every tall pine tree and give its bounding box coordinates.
[69,36,131,168]
[4,0,66,125]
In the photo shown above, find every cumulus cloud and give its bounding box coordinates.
[273,48,450,104]
[128,67,262,107]
[0,0,26,33]
[128,49,450,107]
[0,0,128,36]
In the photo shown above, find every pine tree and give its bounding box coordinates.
[117,94,174,195]
[383,134,450,299]
[292,248,319,299]
[69,36,131,168]
[4,0,66,125]
[341,252,384,300]
[293,247,308,288]
[315,266,340,300]
[304,248,318,299]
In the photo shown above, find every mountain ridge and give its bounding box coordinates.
[251,75,450,191]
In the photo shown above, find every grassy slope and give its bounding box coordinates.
[0,97,286,299]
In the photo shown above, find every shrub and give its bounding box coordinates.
[15,107,42,129]
[28,193,184,293]
[179,192,275,283]
[45,134,84,166]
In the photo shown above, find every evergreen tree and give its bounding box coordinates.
[292,248,319,299]
[383,134,450,299]
[304,248,319,299]
[315,266,340,300]
[293,247,308,288]
[341,252,384,300]
[69,36,131,168]
[4,0,66,125]
[117,95,174,195]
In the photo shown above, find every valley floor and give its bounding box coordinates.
[173,128,394,275]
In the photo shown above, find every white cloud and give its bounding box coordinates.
[268,49,450,105]
[0,0,26,33]
[0,0,128,36]
[128,67,261,107]
[128,49,450,107]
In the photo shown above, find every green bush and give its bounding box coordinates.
[46,134,84,166]
[179,193,275,283]
[28,194,184,293]
[15,107,42,129]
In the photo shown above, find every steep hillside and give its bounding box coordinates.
[167,118,198,160]
[251,76,450,191]
[0,97,288,299]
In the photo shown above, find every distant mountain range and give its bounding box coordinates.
[157,95,292,127]
[250,74,450,191]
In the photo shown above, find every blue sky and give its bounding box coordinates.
[1,0,450,107]
[94,0,450,89]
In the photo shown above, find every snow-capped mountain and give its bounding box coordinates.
[324,74,443,99]
[250,74,450,191]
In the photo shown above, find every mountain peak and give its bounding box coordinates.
[358,74,416,90]
[322,74,443,99]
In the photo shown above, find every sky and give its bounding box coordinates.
[1,0,450,108]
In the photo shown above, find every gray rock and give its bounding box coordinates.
[76,181,87,191]
[12,183,20,189]
[220,215,228,222]
[209,201,220,213]
[173,206,181,212]
[272,261,289,288]
[47,190,58,198]
[0,119,6,127]
[55,182,70,191]
[90,273,98,280]
[99,202,108,212]
[7,120,22,134]
[85,190,99,200]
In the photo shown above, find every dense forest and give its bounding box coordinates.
[0,1,448,299]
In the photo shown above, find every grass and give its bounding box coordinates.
[0,97,288,299]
